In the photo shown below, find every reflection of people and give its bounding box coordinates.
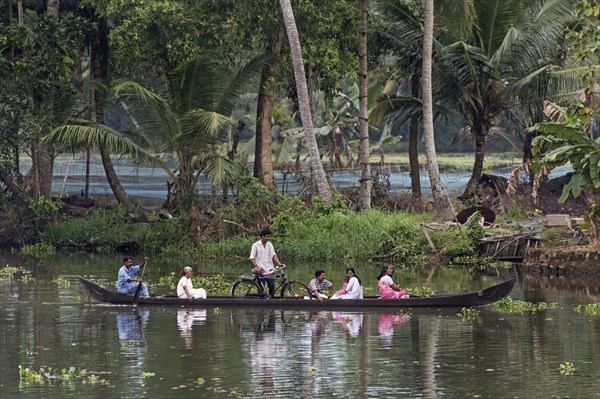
[331,268,363,300]
[177,309,207,348]
[306,311,330,339]
[307,270,333,302]
[332,312,363,340]
[250,228,283,297]
[378,313,409,348]
[177,266,207,300]
[377,263,409,299]
[251,311,277,391]
[117,309,150,342]
[117,256,149,297]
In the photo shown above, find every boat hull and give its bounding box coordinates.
[78,276,515,309]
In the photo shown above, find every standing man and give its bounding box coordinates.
[250,228,283,298]
[117,256,149,297]
[307,270,333,302]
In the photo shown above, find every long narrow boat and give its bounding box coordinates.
[78,276,515,309]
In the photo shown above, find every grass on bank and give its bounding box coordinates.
[39,194,488,267]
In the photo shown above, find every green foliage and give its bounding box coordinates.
[155,272,232,296]
[42,207,141,252]
[21,243,56,257]
[573,303,600,316]
[28,196,59,222]
[53,277,71,288]
[312,194,347,216]
[192,274,232,296]
[559,361,576,376]
[490,297,559,313]
[457,307,480,320]
[502,204,529,222]
[406,286,435,296]
[0,266,26,279]
[18,365,110,386]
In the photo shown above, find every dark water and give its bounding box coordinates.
[1,253,599,398]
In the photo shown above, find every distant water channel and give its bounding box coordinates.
[1,252,599,398]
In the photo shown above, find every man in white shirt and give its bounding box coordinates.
[249,228,283,297]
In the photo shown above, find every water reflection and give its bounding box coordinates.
[112,308,150,390]
[117,309,149,344]
[176,308,207,348]
[377,313,409,349]
[331,311,363,341]
[250,311,277,391]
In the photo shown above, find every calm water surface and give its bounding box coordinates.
[1,253,599,398]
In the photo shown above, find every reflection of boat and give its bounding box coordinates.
[79,276,516,308]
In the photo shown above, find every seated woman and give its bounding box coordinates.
[331,268,363,300]
[377,264,409,299]
[177,266,207,300]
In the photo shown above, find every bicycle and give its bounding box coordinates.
[230,264,311,299]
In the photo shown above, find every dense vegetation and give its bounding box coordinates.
[1,0,599,252]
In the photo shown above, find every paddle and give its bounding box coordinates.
[133,257,148,305]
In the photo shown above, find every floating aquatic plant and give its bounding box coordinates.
[53,277,71,287]
[0,266,27,280]
[490,297,558,314]
[457,307,480,320]
[573,303,600,316]
[21,243,56,257]
[559,361,575,376]
[407,286,435,297]
[18,365,110,386]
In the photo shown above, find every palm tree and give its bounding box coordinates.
[44,54,265,211]
[373,0,577,200]
[422,0,454,220]
[357,0,372,210]
[279,0,333,203]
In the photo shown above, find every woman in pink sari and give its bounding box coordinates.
[377,264,409,299]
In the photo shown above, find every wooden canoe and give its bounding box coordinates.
[78,276,515,309]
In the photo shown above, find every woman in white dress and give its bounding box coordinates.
[177,266,207,300]
[331,268,363,299]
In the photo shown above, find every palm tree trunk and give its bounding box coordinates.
[409,72,421,197]
[461,130,486,200]
[254,26,284,188]
[90,14,136,212]
[422,0,454,221]
[279,0,333,202]
[357,0,371,210]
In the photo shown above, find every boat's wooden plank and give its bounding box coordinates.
[78,276,515,309]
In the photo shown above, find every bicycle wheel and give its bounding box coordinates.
[280,281,310,299]
[231,280,261,298]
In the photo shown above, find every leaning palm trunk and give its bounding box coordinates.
[422,0,454,221]
[357,0,372,210]
[279,0,333,202]
[91,18,136,213]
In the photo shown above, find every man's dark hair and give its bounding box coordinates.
[315,269,325,278]
[260,228,272,237]
[123,256,133,262]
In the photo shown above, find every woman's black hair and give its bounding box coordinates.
[346,267,361,285]
[315,269,325,278]
[377,263,392,281]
